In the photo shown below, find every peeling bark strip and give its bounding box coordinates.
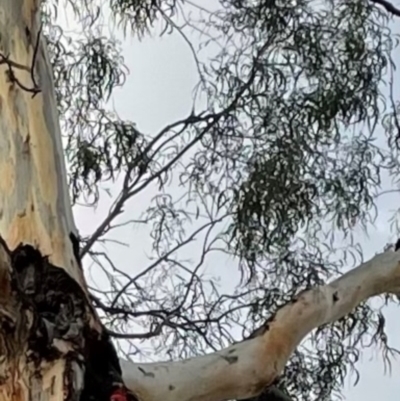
[0,239,134,401]
[120,249,400,401]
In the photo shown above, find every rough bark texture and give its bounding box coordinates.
[0,239,131,401]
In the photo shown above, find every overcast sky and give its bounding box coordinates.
[63,1,400,400]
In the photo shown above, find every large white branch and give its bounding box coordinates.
[120,249,400,401]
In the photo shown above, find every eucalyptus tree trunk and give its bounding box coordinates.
[0,1,114,400]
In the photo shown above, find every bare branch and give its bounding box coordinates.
[111,214,228,307]
[81,39,271,258]
[106,325,163,340]
[119,248,400,401]
[370,0,400,16]
[0,24,42,96]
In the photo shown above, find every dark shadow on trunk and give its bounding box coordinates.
[5,241,135,401]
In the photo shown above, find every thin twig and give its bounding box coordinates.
[0,25,42,97]
[30,23,43,94]
[370,0,400,16]
[0,25,43,96]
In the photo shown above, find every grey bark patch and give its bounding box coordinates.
[0,0,25,53]
[222,355,238,364]
[138,367,155,378]
[37,43,78,236]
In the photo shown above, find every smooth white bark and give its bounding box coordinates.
[120,249,400,401]
[0,1,101,399]
[0,0,81,282]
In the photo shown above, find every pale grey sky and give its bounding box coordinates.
[62,1,400,400]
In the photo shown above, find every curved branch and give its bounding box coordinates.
[119,248,400,401]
